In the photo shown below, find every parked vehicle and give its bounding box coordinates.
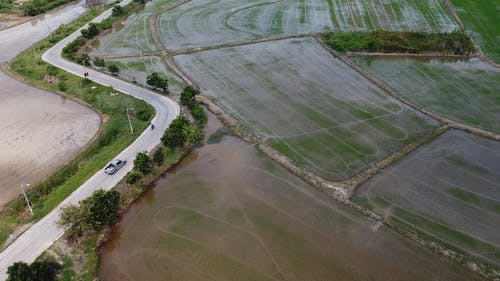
[104,159,126,175]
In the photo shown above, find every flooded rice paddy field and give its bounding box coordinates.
[87,0,181,57]
[91,0,458,55]
[352,56,500,134]
[355,129,500,267]
[450,0,500,63]
[105,56,185,93]
[0,71,100,207]
[175,38,437,181]
[87,10,157,57]
[156,0,457,50]
[99,115,485,281]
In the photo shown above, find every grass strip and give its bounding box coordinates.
[0,6,154,247]
[321,30,475,55]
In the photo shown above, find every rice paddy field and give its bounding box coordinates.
[87,0,184,57]
[175,38,437,181]
[91,0,459,53]
[88,10,157,57]
[450,0,500,63]
[352,56,500,134]
[157,0,458,50]
[355,130,500,267]
[106,56,185,92]
[98,115,484,280]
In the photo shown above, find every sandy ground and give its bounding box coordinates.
[0,70,100,208]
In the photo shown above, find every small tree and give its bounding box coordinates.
[58,204,88,239]
[153,147,165,166]
[93,56,106,67]
[161,116,189,148]
[134,151,152,174]
[180,86,199,109]
[84,189,120,231]
[58,190,120,239]
[107,64,120,75]
[81,22,100,39]
[146,72,168,94]
[111,5,124,17]
[77,52,90,66]
[126,171,141,184]
[7,260,60,281]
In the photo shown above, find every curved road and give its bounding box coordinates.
[0,1,180,279]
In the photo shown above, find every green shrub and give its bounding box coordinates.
[7,260,60,281]
[321,30,474,55]
[81,23,100,39]
[161,116,189,148]
[134,151,152,174]
[125,171,141,184]
[191,104,207,125]
[180,85,199,109]
[153,147,164,166]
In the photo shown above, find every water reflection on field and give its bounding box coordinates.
[99,114,483,281]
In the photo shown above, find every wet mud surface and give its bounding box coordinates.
[99,115,484,281]
[0,70,100,207]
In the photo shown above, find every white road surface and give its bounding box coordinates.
[0,1,180,279]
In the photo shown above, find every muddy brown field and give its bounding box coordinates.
[98,114,485,281]
[0,70,100,208]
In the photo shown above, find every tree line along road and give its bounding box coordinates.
[0,0,180,279]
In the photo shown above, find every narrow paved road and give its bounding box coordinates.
[0,1,179,279]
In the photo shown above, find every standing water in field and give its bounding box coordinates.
[98,112,484,281]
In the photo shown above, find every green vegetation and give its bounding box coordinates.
[21,0,74,16]
[0,0,13,13]
[180,86,207,126]
[106,63,119,75]
[451,0,500,63]
[321,31,475,55]
[7,260,60,281]
[0,7,153,246]
[146,71,169,94]
[133,151,153,174]
[161,115,200,149]
[58,190,120,240]
[180,85,198,109]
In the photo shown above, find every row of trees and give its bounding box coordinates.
[7,260,60,281]
[321,30,475,55]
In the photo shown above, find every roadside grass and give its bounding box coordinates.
[450,0,500,63]
[0,6,154,247]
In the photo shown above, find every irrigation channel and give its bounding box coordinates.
[98,111,486,280]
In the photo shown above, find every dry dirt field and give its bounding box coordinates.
[0,70,100,208]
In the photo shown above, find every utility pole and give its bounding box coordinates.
[126,108,134,134]
[20,184,33,216]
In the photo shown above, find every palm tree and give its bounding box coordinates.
[182,124,200,144]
